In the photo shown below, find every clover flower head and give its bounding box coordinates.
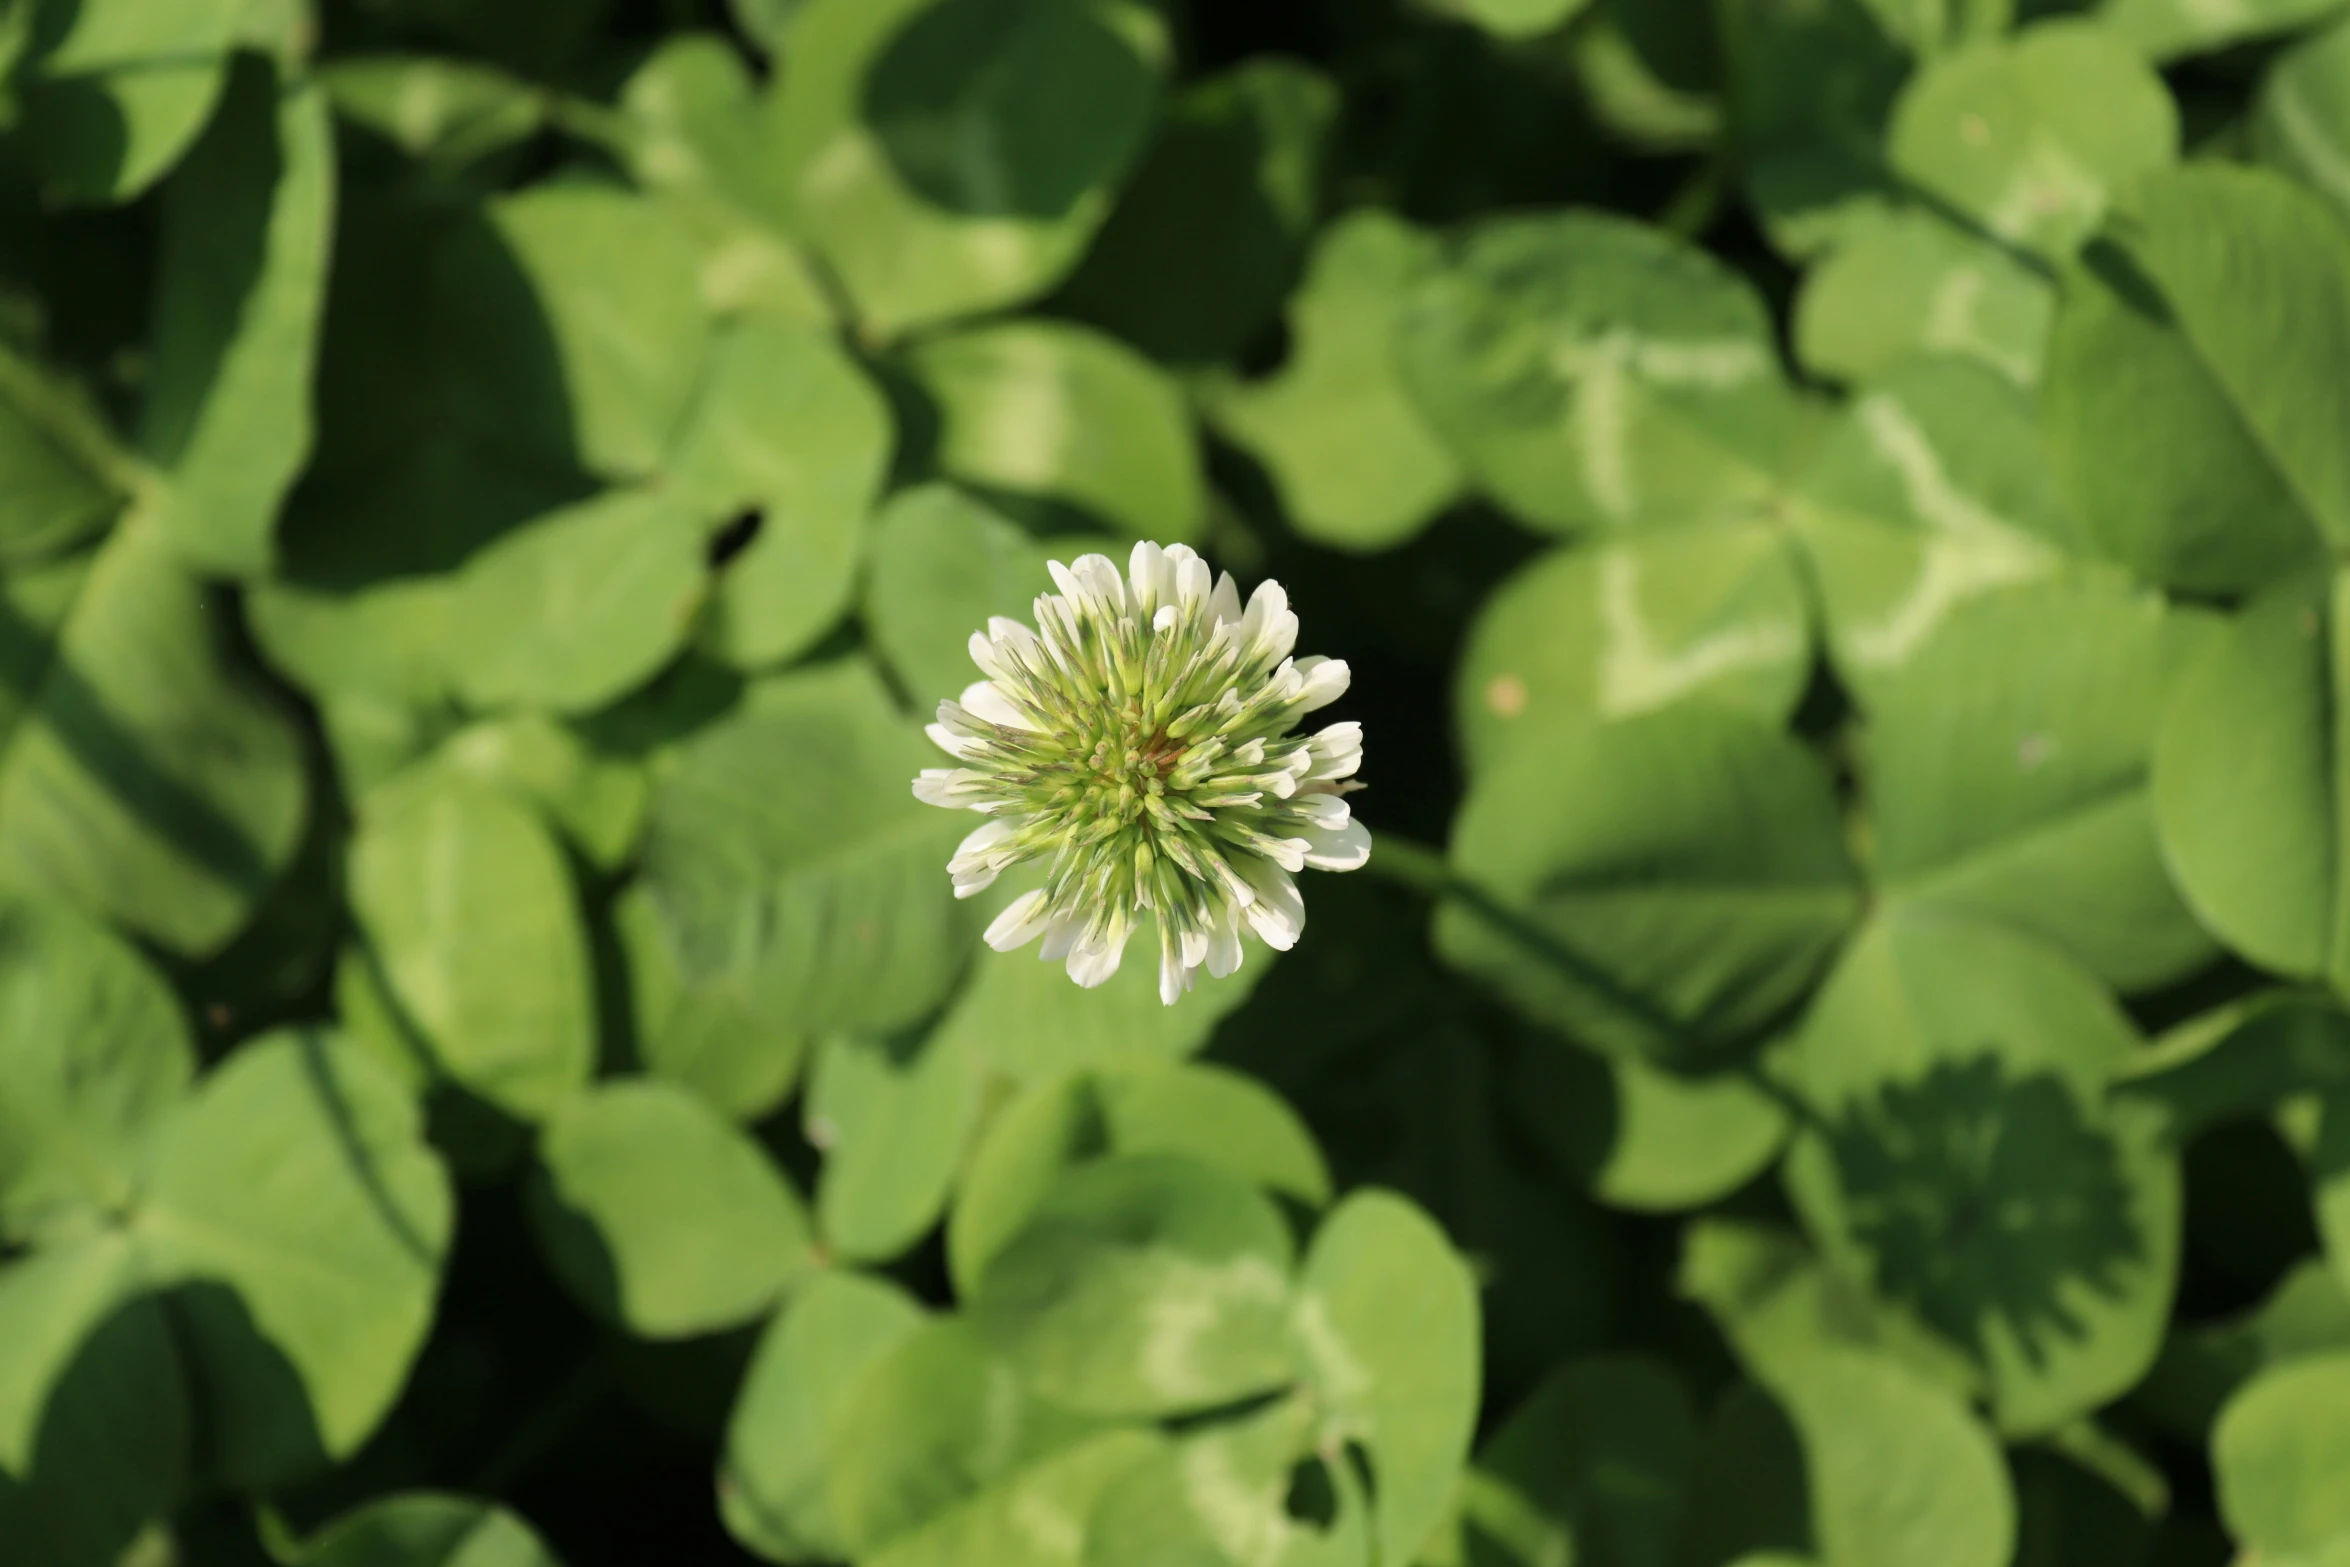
[913,541,1368,1006]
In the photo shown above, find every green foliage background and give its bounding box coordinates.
[6,0,2350,1562]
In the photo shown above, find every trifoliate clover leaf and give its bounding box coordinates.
[913,542,1367,1006]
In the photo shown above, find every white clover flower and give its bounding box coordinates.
[914,541,1369,1006]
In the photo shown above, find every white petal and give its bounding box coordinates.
[1209,570,1243,626]
[1072,554,1127,616]
[1174,551,1214,617]
[1302,817,1371,872]
[913,769,986,808]
[926,721,983,759]
[1180,927,1209,967]
[1238,861,1305,950]
[960,680,1035,730]
[1066,928,1130,988]
[1047,558,1083,601]
[1040,911,1085,962]
[985,889,1053,951]
[969,629,1007,678]
[1296,794,1351,832]
[1128,541,1170,610]
[953,865,1002,898]
[1157,937,1192,1007]
[987,616,1041,655]
[950,817,1018,868]
[1240,579,1287,647]
[1306,721,1363,780]
[1294,656,1351,713]
[1153,603,1178,633]
[1205,908,1244,978]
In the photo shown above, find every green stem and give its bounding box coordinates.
[468,1346,617,1498]
[1365,830,1698,1060]
[0,340,151,500]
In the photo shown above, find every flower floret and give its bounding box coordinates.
[911,540,1369,1005]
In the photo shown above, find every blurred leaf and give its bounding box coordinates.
[1294,1189,1482,1567]
[1452,523,1810,778]
[638,658,971,1041]
[1415,0,1594,37]
[1679,1218,1984,1400]
[0,519,308,957]
[1791,354,2081,706]
[0,895,192,1240]
[13,0,242,205]
[436,713,646,871]
[1092,1066,1331,1208]
[1782,909,2182,1435]
[1728,0,1909,258]
[1773,1347,2017,1567]
[766,0,1170,337]
[722,1270,929,1563]
[1508,1034,1789,1213]
[2212,1351,2350,1558]
[1457,1356,1694,1567]
[1083,1392,1370,1567]
[825,1317,1105,1556]
[2152,571,2349,983]
[2044,166,2350,594]
[677,318,895,671]
[1792,208,2054,389]
[348,767,596,1122]
[2102,0,2346,62]
[320,55,548,174]
[1052,57,1336,366]
[905,317,1204,543]
[1888,21,2176,260]
[807,1026,985,1265]
[1570,0,1724,154]
[947,1062,1330,1296]
[620,35,797,259]
[870,1427,1160,1567]
[1865,575,2220,990]
[927,889,1269,1082]
[2116,992,2350,1145]
[2137,1259,2350,1443]
[971,1153,1297,1418]
[2257,16,2350,230]
[481,184,711,482]
[729,0,806,54]
[0,1236,184,1567]
[1396,212,1800,535]
[1206,211,1464,553]
[0,340,125,566]
[445,489,708,715]
[613,882,807,1124]
[528,1079,816,1339]
[292,1493,566,1567]
[135,1031,453,1486]
[862,483,1071,709]
[1435,706,1861,1061]
[139,58,331,577]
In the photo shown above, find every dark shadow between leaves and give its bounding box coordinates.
[281,183,590,590]
[140,53,282,477]
[0,589,276,900]
[1680,1382,1815,1567]
[0,1291,186,1567]
[1825,1055,2141,1366]
[862,0,1157,219]
[521,1164,627,1334]
[161,1277,328,1492]
[293,1029,438,1268]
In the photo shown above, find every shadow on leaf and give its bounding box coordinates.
[1826,1055,2140,1364]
